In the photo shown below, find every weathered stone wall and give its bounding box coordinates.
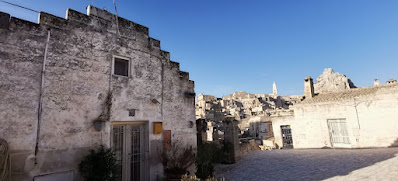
[270,115,295,148]
[293,84,398,148]
[0,6,195,181]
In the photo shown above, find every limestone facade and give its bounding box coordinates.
[274,69,398,149]
[0,6,196,181]
[293,82,398,148]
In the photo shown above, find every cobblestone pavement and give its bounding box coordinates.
[214,148,398,181]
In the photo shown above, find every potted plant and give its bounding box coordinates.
[159,141,196,180]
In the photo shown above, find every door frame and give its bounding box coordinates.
[327,119,352,148]
[280,125,293,149]
[111,121,149,181]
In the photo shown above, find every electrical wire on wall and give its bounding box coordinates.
[0,0,39,13]
[333,98,373,130]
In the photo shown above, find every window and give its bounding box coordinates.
[113,56,129,77]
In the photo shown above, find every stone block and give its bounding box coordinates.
[0,11,11,29]
[179,71,189,80]
[160,50,170,60]
[39,12,68,28]
[149,37,161,48]
[66,8,91,24]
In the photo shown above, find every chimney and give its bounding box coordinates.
[304,76,314,99]
[387,79,397,84]
[374,79,380,86]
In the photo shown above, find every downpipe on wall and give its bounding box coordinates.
[25,29,51,173]
[353,98,361,130]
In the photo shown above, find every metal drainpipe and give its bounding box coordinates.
[34,29,51,163]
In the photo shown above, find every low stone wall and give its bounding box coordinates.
[239,139,260,158]
[223,118,261,162]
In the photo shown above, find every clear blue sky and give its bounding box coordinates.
[1,0,398,97]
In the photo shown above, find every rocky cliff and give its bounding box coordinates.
[314,68,356,94]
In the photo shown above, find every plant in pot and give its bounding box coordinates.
[158,140,196,180]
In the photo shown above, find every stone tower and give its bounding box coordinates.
[374,79,380,86]
[273,82,278,96]
[304,76,315,99]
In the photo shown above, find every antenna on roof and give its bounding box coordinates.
[112,0,120,36]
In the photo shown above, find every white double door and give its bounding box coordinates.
[112,123,149,181]
[327,119,351,148]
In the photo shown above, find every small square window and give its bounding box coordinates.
[113,57,129,77]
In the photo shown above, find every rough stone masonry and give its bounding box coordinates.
[0,6,196,181]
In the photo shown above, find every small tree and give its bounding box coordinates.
[78,145,118,181]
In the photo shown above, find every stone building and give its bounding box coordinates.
[271,69,398,149]
[196,68,398,149]
[195,84,300,142]
[196,89,298,122]
[292,78,398,148]
[387,79,397,84]
[0,6,196,181]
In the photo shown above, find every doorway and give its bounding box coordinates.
[281,125,293,148]
[112,123,149,181]
[327,119,350,148]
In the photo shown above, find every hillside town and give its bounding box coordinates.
[196,68,398,150]
[1,2,398,181]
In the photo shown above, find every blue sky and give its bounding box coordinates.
[1,0,398,97]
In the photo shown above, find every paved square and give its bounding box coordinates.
[214,148,398,181]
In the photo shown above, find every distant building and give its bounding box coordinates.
[195,83,301,142]
[387,79,397,84]
[272,69,398,149]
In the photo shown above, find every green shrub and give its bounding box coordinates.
[78,145,118,181]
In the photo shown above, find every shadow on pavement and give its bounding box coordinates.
[214,148,398,181]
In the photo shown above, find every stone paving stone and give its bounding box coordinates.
[214,148,398,181]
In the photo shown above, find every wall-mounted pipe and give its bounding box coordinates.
[34,29,51,163]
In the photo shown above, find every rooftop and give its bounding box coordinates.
[300,83,398,104]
